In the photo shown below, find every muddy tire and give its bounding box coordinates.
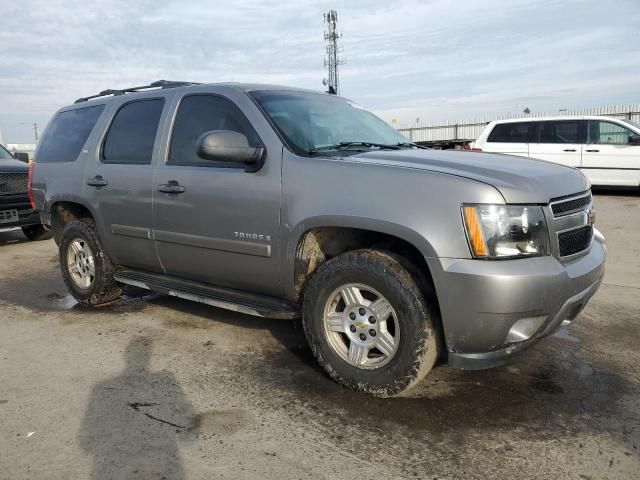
[59,218,123,306]
[302,249,440,397]
[22,224,53,241]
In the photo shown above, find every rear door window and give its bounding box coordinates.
[36,105,105,163]
[588,121,634,145]
[102,99,165,165]
[487,122,534,143]
[538,120,586,144]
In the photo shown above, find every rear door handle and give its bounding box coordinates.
[87,176,108,187]
[563,149,576,152]
[585,149,600,152]
[158,181,185,194]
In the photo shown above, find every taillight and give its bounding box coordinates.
[28,162,36,209]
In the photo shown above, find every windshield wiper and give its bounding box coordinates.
[396,142,431,150]
[309,141,402,155]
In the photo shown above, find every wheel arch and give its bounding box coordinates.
[47,196,97,245]
[287,215,438,302]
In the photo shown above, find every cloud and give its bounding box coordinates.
[1,0,639,142]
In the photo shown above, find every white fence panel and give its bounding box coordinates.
[396,105,640,142]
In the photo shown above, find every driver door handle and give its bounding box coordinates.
[563,149,576,152]
[585,149,600,152]
[87,175,108,187]
[158,181,185,194]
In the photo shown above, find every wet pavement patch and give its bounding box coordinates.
[238,324,636,453]
[0,268,154,315]
[552,327,580,343]
[190,409,253,438]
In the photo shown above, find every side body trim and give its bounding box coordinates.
[153,230,271,258]
[112,224,151,239]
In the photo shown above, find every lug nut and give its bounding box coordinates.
[359,333,367,341]
[349,312,356,320]
[350,325,357,333]
[368,316,376,324]
[359,308,366,316]
[369,329,377,337]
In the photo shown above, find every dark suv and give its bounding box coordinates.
[0,143,51,240]
[32,81,605,396]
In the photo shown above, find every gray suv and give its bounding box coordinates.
[33,81,606,396]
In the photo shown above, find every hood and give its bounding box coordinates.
[348,149,589,203]
[0,158,29,173]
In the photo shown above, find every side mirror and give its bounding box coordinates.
[629,134,640,145]
[14,152,30,163]
[196,130,265,172]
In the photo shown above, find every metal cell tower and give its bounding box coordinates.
[323,10,345,95]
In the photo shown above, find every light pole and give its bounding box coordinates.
[16,122,39,144]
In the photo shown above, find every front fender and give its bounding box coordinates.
[289,215,439,259]
[283,215,439,301]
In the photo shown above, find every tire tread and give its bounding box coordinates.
[302,249,439,397]
[60,218,122,306]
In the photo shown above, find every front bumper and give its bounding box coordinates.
[1,192,41,229]
[427,228,606,370]
[0,209,41,229]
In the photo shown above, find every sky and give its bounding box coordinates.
[1,0,639,144]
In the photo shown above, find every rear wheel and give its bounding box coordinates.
[302,249,440,397]
[59,218,122,306]
[21,224,53,241]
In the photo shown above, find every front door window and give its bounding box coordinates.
[589,121,634,145]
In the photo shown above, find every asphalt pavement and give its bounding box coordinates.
[1,191,638,479]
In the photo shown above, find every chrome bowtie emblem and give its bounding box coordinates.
[585,209,595,226]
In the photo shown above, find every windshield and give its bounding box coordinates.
[0,144,14,160]
[251,90,408,155]
[619,118,640,132]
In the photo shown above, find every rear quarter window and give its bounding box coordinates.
[36,105,105,163]
[487,122,534,143]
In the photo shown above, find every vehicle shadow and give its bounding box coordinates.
[78,336,198,479]
[0,228,29,246]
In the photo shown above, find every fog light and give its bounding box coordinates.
[506,315,547,343]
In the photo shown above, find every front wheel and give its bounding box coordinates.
[59,218,123,306]
[302,249,440,397]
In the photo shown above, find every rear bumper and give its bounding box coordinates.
[428,228,606,370]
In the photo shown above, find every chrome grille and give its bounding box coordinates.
[549,191,594,259]
[0,172,28,194]
[550,192,591,218]
[558,225,593,257]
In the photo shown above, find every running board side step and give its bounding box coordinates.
[114,269,299,320]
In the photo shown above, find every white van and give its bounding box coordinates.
[471,116,640,187]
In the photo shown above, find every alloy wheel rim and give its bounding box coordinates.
[323,283,400,369]
[66,238,95,289]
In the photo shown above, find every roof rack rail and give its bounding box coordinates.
[74,80,202,104]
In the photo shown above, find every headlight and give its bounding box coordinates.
[462,204,549,259]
